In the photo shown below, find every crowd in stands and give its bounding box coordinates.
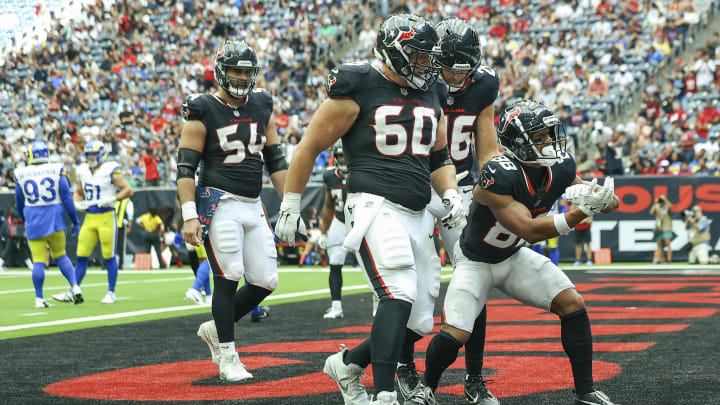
[0,0,719,191]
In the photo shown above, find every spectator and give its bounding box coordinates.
[587,74,609,98]
[572,207,593,266]
[140,148,160,186]
[650,195,673,264]
[613,65,634,89]
[136,207,167,269]
[686,205,711,264]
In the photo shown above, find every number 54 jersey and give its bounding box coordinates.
[327,62,447,211]
[460,154,576,264]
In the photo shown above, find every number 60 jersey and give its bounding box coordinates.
[327,62,446,211]
[460,154,576,264]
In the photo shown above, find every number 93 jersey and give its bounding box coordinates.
[76,161,121,212]
[182,90,273,199]
[442,66,499,186]
[14,163,65,207]
[460,154,576,264]
[327,62,447,211]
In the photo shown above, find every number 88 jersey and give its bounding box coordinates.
[459,154,576,264]
[14,163,65,207]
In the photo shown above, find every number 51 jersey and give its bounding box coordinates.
[76,161,120,213]
[327,62,447,211]
[460,154,576,264]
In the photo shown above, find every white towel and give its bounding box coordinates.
[342,193,385,253]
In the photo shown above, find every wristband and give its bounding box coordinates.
[553,213,572,235]
[182,201,198,221]
[282,192,302,209]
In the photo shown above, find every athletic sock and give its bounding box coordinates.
[561,308,594,396]
[398,328,423,365]
[105,257,118,292]
[75,257,89,285]
[424,330,463,391]
[371,299,412,394]
[193,261,210,292]
[329,264,343,301]
[32,262,45,298]
[465,306,487,376]
[344,338,372,368]
[219,341,236,357]
[212,275,239,343]
[233,283,272,322]
[55,255,77,286]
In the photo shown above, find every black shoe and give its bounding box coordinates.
[73,293,84,304]
[251,306,270,322]
[404,385,436,405]
[464,374,499,405]
[396,363,421,401]
[573,390,618,405]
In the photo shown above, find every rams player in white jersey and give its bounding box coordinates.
[14,141,83,308]
[53,140,134,304]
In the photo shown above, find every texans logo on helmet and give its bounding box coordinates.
[327,75,337,90]
[480,169,494,189]
[500,107,522,133]
[394,29,415,44]
[216,50,225,58]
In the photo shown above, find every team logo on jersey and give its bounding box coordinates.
[400,88,408,96]
[480,169,494,189]
[447,96,454,105]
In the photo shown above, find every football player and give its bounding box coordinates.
[177,39,287,382]
[422,100,620,405]
[53,140,134,304]
[14,141,82,308]
[275,14,465,405]
[398,18,501,404]
[184,243,212,305]
[317,140,349,319]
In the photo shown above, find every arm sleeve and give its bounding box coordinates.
[59,176,80,227]
[14,184,25,223]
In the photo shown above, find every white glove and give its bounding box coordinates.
[75,200,88,212]
[562,183,588,205]
[98,197,117,208]
[274,192,307,247]
[317,233,328,250]
[441,188,465,229]
[576,178,615,217]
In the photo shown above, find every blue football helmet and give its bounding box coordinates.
[27,141,49,164]
[85,139,107,167]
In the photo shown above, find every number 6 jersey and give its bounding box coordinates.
[327,62,447,211]
[460,154,576,264]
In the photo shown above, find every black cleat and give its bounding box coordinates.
[396,363,422,401]
[464,374,499,404]
[73,293,84,304]
[251,306,270,322]
[573,390,618,405]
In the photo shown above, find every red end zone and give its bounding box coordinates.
[44,276,720,401]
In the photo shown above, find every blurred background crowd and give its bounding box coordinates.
[0,0,719,191]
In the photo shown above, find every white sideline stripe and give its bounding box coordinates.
[21,312,48,317]
[563,264,720,271]
[0,277,194,295]
[0,268,368,277]
[0,274,453,332]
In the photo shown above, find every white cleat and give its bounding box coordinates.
[324,307,344,319]
[100,291,117,304]
[204,294,212,305]
[370,391,400,405]
[52,290,74,303]
[323,346,369,405]
[197,320,221,364]
[218,352,253,382]
[185,288,204,305]
[35,298,52,308]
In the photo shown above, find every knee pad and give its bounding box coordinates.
[246,271,278,291]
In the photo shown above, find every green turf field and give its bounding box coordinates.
[0,267,456,340]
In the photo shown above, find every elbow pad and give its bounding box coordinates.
[263,143,289,174]
[177,148,201,179]
[430,147,453,172]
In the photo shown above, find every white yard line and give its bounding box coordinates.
[0,277,194,295]
[0,274,453,332]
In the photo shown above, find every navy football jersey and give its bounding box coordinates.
[460,153,577,263]
[181,90,273,198]
[322,167,347,223]
[442,66,500,186]
[327,62,447,211]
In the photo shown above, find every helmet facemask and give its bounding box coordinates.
[500,108,567,167]
[217,64,259,98]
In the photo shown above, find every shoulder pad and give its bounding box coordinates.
[182,93,206,121]
[469,66,500,110]
[326,62,371,98]
[479,156,519,195]
[251,88,273,108]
